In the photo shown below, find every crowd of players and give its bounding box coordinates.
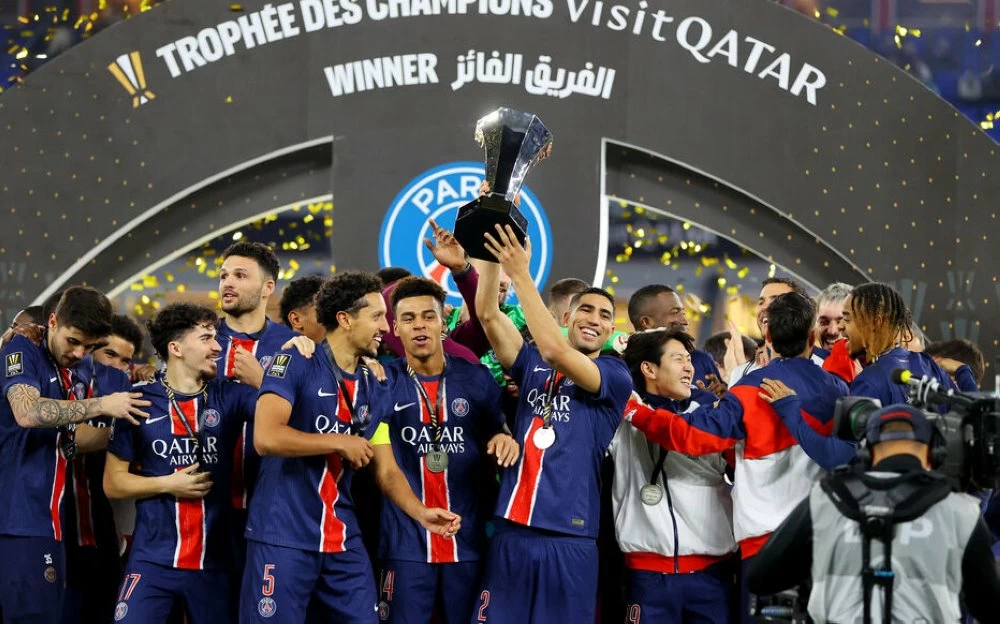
[0,218,994,624]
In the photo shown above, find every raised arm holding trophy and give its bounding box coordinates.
[453,107,553,261]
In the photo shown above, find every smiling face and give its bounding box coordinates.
[815,299,846,349]
[219,255,274,318]
[345,292,389,359]
[644,338,694,400]
[839,294,866,359]
[566,293,615,355]
[394,295,444,362]
[169,321,222,383]
[757,282,794,335]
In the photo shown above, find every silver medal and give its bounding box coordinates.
[425,450,449,473]
[639,484,663,506]
[532,427,556,450]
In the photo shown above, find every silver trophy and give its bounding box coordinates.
[453,108,553,261]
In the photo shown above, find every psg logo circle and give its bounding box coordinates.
[258,597,276,618]
[202,409,221,428]
[114,602,128,621]
[379,162,553,306]
[451,397,470,417]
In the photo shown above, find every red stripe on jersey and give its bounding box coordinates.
[231,424,247,510]
[173,475,206,569]
[505,416,546,526]
[170,398,198,437]
[417,379,456,563]
[226,337,258,377]
[336,378,357,424]
[73,461,96,546]
[50,445,67,541]
[318,455,346,552]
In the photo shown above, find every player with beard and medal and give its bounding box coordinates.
[376,277,519,624]
[104,304,265,622]
[0,286,149,623]
[216,241,298,512]
[241,272,460,623]
[470,226,633,624]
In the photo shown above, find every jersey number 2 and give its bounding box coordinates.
[476,590,490,622]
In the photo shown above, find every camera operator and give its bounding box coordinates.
[746,404,1000,623]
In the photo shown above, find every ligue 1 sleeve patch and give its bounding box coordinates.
[266,354,292,378]
[5,352,23,377]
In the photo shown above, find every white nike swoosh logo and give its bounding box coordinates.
[394,402,416,412]
[533,365,550,373]
[145,415,168,425]
[317,389,336,397]
[49,376,59,383]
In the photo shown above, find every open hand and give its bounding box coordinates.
[423,219,468,272]
[758,378,796,403]
[483,224,531,278]
[102,391,151,425]
[282,335,315,358]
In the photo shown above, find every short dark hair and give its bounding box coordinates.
[703,331,758,366]
[569,287,616,312]
[316,272,384,330]
[766,292,817,357]
[15,305,43,326]
[41,290,66,324]
[925,339,986,386]
[376,267,412,285]
[627,284,676,329]
[146,303,219,361]
[110,314,144,356]
[548,278,589,304]
[279,276,325,327]
[54,286,114,338]
[222,241,280,281]
[761,277,808,297]
[390,276,446,312]
[622,328,695,390]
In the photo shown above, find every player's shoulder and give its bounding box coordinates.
[131,376,164,396]
[92,359,130,387]
[263,320,298,342]
[446,354,492,379]
[1,333,42,365]
[263,348,310,381]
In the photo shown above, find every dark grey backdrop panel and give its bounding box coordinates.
[0,0,995,358]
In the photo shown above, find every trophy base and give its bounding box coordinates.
[453,194,529,262]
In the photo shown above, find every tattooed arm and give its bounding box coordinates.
[6,384,150,429]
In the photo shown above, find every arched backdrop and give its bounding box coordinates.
[0,0,996,360]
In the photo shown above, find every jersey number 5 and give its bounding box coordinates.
[261,564,276,597]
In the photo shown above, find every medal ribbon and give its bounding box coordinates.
[320,341,369,435]
[43,343,94,459]
[162,381,208,468]
[539,370,565,430]
[406,364,447,452]
[647,443,669,487]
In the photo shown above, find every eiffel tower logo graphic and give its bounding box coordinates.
[107,51,156,109]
